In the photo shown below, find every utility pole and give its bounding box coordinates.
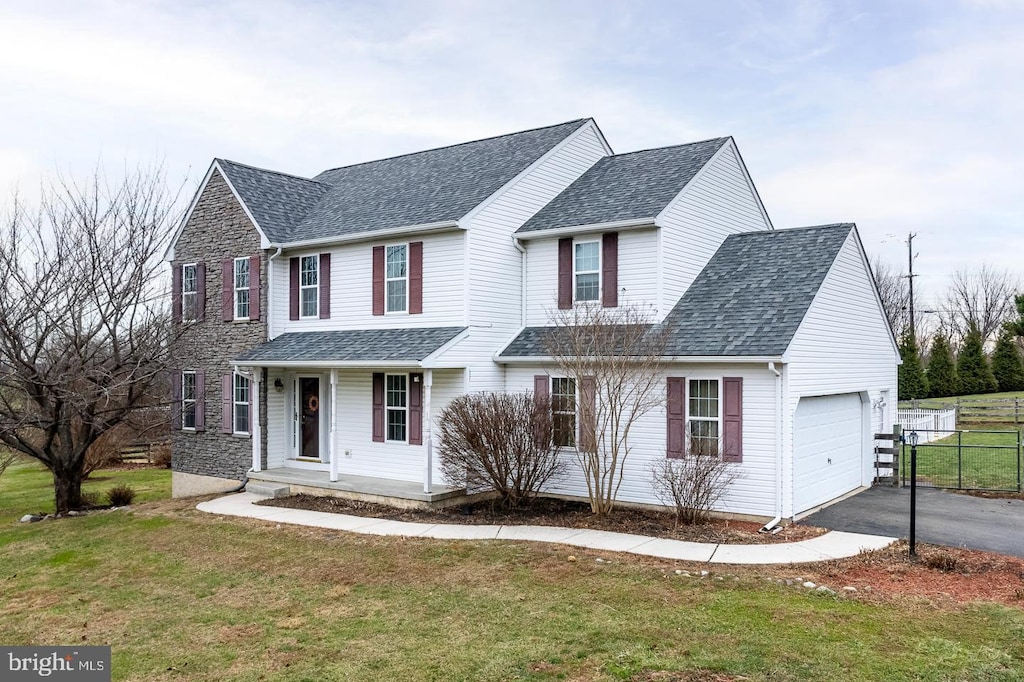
[906,232,917,340]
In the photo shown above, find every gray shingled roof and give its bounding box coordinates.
[499,224,854,359]
[217,120,590,244]
[215,160,330,244]
[516,137,728,233]
[234,327,466,364]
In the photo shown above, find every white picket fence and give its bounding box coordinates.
[896,407,958,443]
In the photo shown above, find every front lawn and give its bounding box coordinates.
[1,462,1023,680]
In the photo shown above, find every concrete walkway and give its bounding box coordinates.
[197,493,896,565]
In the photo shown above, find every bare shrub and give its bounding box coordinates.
[106,483,137,507]
[438,392,563,509]
[83,426,133,478]
[649,441,740,525]
[151,444,172,468]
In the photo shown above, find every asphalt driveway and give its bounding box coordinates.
[802,487,1024,559]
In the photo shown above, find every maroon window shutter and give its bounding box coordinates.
[533,374,550,446]
[170,372,181,430]
[409,241,423,314]
[372,246,385,316]
[289,257,299,320]
[249,255,260,321]
[372,372,385,442]
[580,376,596,453]
[221,258,233,322]
[602,232,618,308]
[557,237,572,309]
[533,375,549,402]
[221,374,233,434]
[409,373,423,445]
[319,253,331,319]
[667,377,686,458]
[195,370,206,432]
[196,262,206,321]
[722,377,743,463]
[171,266,182,324]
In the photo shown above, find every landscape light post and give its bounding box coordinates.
[908,430,919,558]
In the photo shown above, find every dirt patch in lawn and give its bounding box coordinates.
[258,494,826,545]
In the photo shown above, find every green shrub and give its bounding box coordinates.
[106,484,136,507]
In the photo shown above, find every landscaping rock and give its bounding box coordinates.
[842,586,858,593]
[19,514,43,523]
[816,586,835,594]
[803,581,817,589]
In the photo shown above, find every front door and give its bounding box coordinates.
[299,377,320,459]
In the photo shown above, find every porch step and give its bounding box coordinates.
[246,482,292,498]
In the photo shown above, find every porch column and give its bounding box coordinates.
[423,369,433,494]
[251,369,262,473]
[329,368,339,482]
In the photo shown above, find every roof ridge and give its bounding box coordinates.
[605,136,730,160]
[732,222,854,237]
[216,158,328,186]
[315,118,591,176]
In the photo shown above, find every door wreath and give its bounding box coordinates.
[306,394,319,412]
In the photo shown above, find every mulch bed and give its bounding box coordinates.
[257,494,827,545]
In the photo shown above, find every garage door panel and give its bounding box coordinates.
[794,393,863,514]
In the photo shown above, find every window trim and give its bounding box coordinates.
[573,239,601,303]
[687,378,721,457]
[384,243,409,314]
[181,370,197,431]
[181,263,198,321]
[233,372,250,435]
[233,257,250,321]
[385,373,408,443]
[299,254,319,319]
[551,376,577,449]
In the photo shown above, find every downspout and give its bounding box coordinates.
[761,362,784,533]
[267,247,283,340]
[512,236,526,327]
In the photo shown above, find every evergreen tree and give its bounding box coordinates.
[956,323,998,395]
[991,330,1024,392]
[1004,293,1024,337]
[926,332,958,398]
[898,332,928,400]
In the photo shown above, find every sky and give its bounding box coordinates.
[1,0,1021,307]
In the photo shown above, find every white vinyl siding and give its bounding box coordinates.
[657,143,771,316]
[234,257,250,320]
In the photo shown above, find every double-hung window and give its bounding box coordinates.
[574,240,600,302]
[300,255,318,318]
[385,245,408,313]
[233,373,250,434]
[181,264,198,320]
[688,379,720,456]
[234,258,250,320]
[182,371,197,429]
[551,377,576,448]
[386,374,407,442]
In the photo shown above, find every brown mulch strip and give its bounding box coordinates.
[257,494,827,545]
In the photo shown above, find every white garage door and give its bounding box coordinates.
[793,393,864,515]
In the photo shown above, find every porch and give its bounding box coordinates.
[247,467,474,510]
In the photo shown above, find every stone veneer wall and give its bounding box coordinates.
[171,170,269,487]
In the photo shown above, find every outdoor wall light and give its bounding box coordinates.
[274,378,285,393]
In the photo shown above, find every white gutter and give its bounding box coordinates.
[231,359,423,369]
[271,220,462,250]
[497,354,784,365]
[513,217,655,241]
[512,236,527,327]
[761,362,784,533]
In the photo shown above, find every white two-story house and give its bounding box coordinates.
[166,118,899,522]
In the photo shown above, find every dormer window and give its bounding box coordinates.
[574,240,600,302]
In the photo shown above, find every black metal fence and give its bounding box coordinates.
[901,429,1022,492]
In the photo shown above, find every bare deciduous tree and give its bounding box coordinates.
[870,256,911,339]
[544,303,668,516]
[0,167,182,513]
[438,392,562,509]
[939,264,1020,347]
[649,436,739,526]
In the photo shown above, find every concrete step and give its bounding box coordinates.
[246,482,292,498]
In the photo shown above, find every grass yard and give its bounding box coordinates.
[1,460,1024,681]
[905,427,1023,491]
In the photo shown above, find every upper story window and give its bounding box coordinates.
[233,258,250,320]
[386,374,407,442]
[182,371,197,430]
[300,255,319,318]
[551,377,576,448]
[574,240,600,302]
[688,379,720,456]
[385,244,408,313]
[233,373,250,434]
[181,264,198,320]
